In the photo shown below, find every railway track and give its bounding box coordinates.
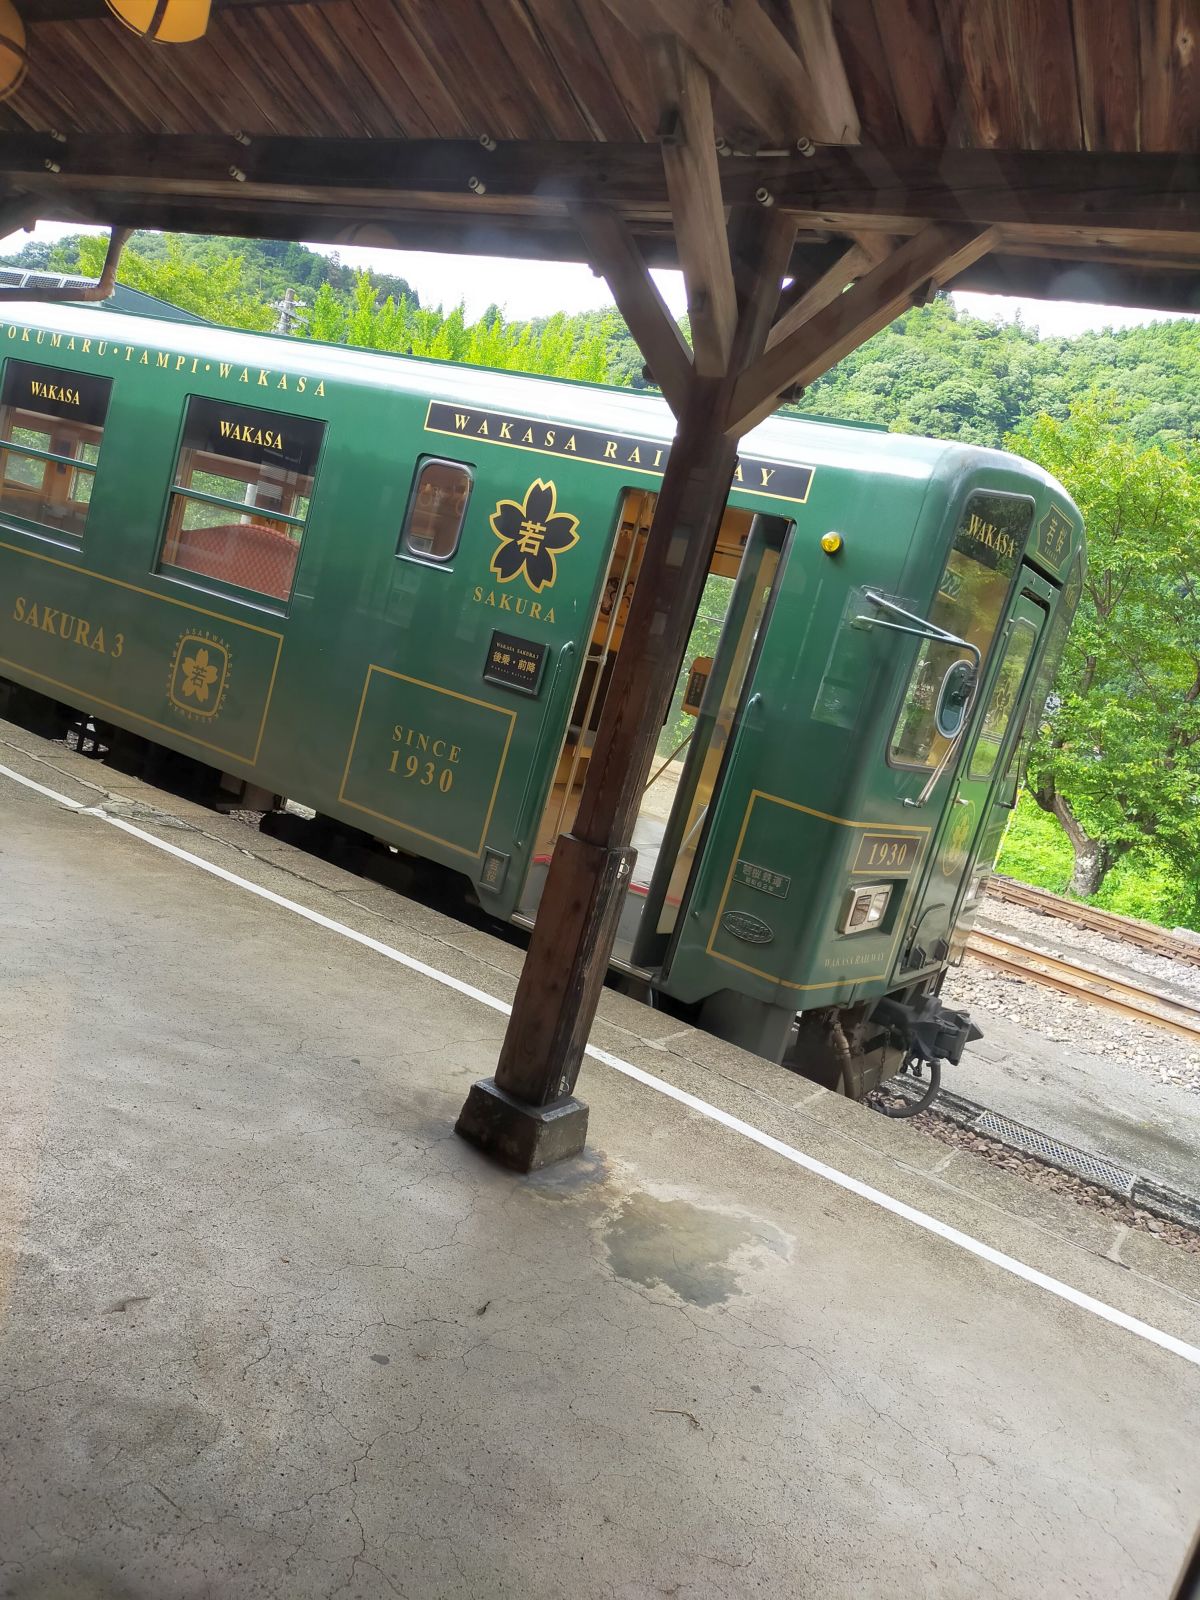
[986,875,1200,968]
[965,929,1200,1043]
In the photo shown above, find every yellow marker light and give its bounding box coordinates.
[0,1,28,101]
[820,531,844,555]
[106,0,211,43]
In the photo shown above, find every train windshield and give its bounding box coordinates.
[889,490,1033,770]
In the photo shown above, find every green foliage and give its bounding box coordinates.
[32,230,420,311]
[793,295,1200,452]
[995,791,1074,890]
[1009,400,1200,900]
[997,793,1200,931]
[306,281,346,344]
[75,234,274,331]
[303,272,625,382]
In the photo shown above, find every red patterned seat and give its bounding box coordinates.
[170,521,299,602]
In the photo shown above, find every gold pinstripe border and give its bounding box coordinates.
[705,790,931,990]
[0,537,283,765]
[422,400,815,507]
[337,664,516,860]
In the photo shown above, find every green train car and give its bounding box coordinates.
[0,301,1083,1102]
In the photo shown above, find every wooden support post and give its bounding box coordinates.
[456,64,991,1174]
[457,191,795,1170]
[649,35,737,377]
[569,202,693,415]
[729,223,997,435]
[455,375,739,1168]
[766,240,873,352]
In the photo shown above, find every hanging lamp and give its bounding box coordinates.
[0,2,27,100]
[105,0,211,44]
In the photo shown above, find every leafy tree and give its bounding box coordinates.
[76,234,274,331]
[1009,400,1200,898]
[345,269,382,348]
[34,229,420,313]
[306,280,346,344]
[0,237,53,270]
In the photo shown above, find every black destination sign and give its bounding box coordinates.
[483,630,547,696]
[182,394,323,478]
[425,401,814,506]
[951,491,1032,577]
[2,357,112,428]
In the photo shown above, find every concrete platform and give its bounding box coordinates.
[2,720,1199,1599]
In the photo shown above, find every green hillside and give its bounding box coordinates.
[10,230,1198,449]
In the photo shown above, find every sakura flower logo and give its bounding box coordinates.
[489,478,580,593]
[180,647,219,704]
[168,631,230,720]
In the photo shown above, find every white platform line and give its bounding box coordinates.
[5,757,1199,1370]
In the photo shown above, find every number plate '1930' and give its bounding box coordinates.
[852,832,922,877]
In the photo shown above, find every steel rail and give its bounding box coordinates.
[965,930,1200,1043]
[986,876,1200,969]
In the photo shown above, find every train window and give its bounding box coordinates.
[400,458,472,562]
[890,491,1033,770]
[0,359,112,539]
[158,396,323,604]
[968,616,1038,780]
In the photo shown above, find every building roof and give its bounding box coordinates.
[0,266,209,321]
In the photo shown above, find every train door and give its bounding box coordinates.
[519,489,790,969]
[898,582,1048,973]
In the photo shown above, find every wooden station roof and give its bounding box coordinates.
[3,0,1199,313]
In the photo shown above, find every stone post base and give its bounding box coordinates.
[455,1077,589,1172]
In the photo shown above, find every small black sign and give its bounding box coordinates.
[951,491,1032,577]
[852,831,922,878]
[2,357,112,428]
[425,400,815,506]
[180,394,323,479]
[483,630,546,696]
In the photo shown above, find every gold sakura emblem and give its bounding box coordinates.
[489,478,580,593]
[169,632,230,720]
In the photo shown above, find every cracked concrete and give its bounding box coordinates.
[1,724,1199,1598]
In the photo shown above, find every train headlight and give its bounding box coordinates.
[840,883,892,935]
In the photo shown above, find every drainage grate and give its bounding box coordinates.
[974,1109,1136,1196]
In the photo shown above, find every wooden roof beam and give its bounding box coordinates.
[729,224,997,436]
[725,147,1200,234]
[4,137,1199,236]
[649,36,737,377]
[0,193,40,236]
[570,202,692,414]
[766,241,873,352]
[602,0,857,144]
[0,135,669,209]
[29,190,1200,317]
[777,0,861,145]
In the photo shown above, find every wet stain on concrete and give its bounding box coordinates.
[602,1191,790,1307]
[526,1147,612,1196]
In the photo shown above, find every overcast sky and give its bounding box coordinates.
[9,220,1194,341]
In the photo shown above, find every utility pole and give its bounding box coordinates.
[273,286,307,335]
